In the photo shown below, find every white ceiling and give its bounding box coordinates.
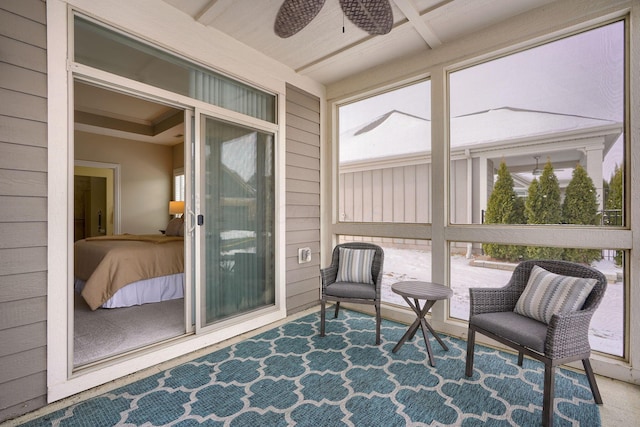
[74,81,184,145]
[160,0,556,85]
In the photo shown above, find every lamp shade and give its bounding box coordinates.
[169,201,185,215]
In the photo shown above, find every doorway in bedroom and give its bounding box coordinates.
[72,80,188,368]
[73,163,114,242]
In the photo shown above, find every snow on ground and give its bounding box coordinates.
[379,246,624,356]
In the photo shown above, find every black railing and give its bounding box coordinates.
[601,209,623,226]
[480,209,623,226]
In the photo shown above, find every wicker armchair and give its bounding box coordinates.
[320,242,384,345]
[465,260,607,427]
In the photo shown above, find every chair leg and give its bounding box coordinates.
[334,301,340,318]
[542,363,555,427]
[518,351,524,366]
[375,303,381,345]
[320,299,326,337]
[465,327,475,377]
[582,359,603,404]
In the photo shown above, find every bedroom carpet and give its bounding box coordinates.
[74,293,185,366]
[32,309,599,426]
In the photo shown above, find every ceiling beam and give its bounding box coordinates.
[392,0,442,49]
[153,111,184,136]
[75,111,153,137]
[195,0,221,26]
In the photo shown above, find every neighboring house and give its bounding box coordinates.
[339,108,623,226]
[0,0,637,423]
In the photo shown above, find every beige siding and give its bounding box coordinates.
[0,0,48,422]
[285,85,321,314]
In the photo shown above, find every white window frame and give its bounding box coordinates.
[328,10,638,384]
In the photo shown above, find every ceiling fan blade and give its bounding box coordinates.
[339,0,393,35]
[274,0,327,38]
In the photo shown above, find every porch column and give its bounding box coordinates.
[466,149,473,258]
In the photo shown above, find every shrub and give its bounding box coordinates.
[483,160,526,261]
[525,158,563,259]
[562,164,601,263]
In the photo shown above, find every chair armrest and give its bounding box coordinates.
[320,265,338,289]
[469,287,521,316]
[545,308,595,359]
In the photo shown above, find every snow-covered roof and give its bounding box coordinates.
[339,107,621,164]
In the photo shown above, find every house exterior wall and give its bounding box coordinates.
[0,0,48,421]
[285,84,321,313]
[0,1,325,421]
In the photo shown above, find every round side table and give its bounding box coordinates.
[391,281,453,367]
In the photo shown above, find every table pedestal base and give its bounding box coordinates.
[392,296,449,367]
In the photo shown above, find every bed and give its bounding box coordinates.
[74,233,184,310]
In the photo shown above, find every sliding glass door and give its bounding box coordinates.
[197,114,276,326]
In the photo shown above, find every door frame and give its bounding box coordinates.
[193,109,281,334]
[74,160,121,236]
[47,3,287,401]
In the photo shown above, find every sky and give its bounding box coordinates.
[339,21,625,178]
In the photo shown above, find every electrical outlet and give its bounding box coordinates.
[298,247,311,264]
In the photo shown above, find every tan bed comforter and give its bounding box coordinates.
[75,234,184,310]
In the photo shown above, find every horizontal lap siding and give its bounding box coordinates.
[0,0,48,422]
[285,85,321,314]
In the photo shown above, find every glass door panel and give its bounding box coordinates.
[199,115,275,326]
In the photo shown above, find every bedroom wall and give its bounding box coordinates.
[75,131,175,234]
[0,0,48,421]
[173,142,184,170]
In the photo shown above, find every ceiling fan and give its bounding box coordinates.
[274,0,393,38]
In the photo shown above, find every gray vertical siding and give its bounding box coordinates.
[339,164,432,248]
[285,85,321,313]
[0,0,48,422]
[340,165,432,224]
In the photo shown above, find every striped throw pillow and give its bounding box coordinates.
[336,248,375,284]
[514,265,597,324]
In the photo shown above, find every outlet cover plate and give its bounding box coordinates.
[298,247,311,263]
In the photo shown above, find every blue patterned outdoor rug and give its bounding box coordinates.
[22,310,600,426]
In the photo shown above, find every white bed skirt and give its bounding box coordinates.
[74,273,184,309]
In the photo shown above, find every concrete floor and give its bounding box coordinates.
[598,375,640,426]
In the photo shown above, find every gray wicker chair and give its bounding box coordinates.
[465,259,607,427]
[320,242,384,345]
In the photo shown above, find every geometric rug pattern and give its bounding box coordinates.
[20,310,600,426]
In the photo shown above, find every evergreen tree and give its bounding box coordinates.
[525,158,563,259]
[562,163,601,263]
[563,163,599,225]
[602,179,610,212]
[483,160,526,261]
[605,164,623,224]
